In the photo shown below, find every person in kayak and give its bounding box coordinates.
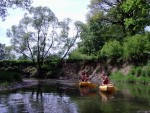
[81,71,89,82]
[101,71,110,85]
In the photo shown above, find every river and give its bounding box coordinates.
[0,80,150,113]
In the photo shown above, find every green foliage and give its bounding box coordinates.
[76,0,150,61]
[100,40,123,60]
[143,66,150,77]
[0,43,5,60]
[45,54,61,61]
[78,12,112,55]
[121,0,150,35]
[77,23,95,55]
[18,55,29,60]
[5,46,16,60]
[140,69,146,77]
[68,48,96,60]
[111,65,150,84]
[146,60,150,66]
[136,76,150,84]
[129,66,143,77]
[43,60,61,76]
[128,66,150,78]
[89,0,150,37]
[0,60,34,68]
[7,6,80,77]
[0,70,22,82]
[110,70,150,84]
[0,0,32,20]
[124,74,136,83]
[110,71,125,81]
[75,0,150,62]
[123,34,150,62]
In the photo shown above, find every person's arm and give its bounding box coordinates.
[101,79,104,85]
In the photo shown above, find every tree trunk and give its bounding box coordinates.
[37,64,42,78]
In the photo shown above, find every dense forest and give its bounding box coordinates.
[0,0,150,83]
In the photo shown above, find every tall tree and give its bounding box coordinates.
[77,13,108,55]
[0,0,32,20]
[7,6,80,77]
[0,0,32,60]
[89,0,150,36]
[0,43,5,60]
[121,0,150,35]
[5,46,16,60]
[78,0,150,55]
[78,12,122,55]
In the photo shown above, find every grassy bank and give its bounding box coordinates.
[110,65,150,84]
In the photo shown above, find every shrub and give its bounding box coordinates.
[0,70,22,82]
[100,40,123,60]
[135,67,143,77]
[136,76,149,84]
[68,48,96,60]
[123,34,150,62]
[143,66,150,77]
[110,71,125,81]
[129,66,144,77]
[125,74,136,83]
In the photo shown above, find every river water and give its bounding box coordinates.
[0,80,150,113]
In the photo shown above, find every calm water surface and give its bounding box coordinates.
[0,80,150,113]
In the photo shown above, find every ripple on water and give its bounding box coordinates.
[0,104,8,113]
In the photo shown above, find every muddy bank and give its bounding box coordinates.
[0,79,79,92]
[0,79,38,92]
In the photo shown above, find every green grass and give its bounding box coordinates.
[110,71,125,82]
[110,68,150,84]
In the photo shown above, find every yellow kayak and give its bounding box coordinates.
[99,84,115,93]
[79,81,97,88]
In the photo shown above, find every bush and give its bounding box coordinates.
[100,40,123,60]
[0,70,22,82]
[143,66,150,77]
[130,66,143,77]
[123,34,150,62]
[68,48,96,60]
[136,76,149,84]
[0,60,34,69]
[110,71,125,81]
[125,74,136,83]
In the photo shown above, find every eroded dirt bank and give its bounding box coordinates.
[0,60,132,91]
[61,60,132,84]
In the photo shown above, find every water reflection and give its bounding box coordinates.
[0,81,150,113]
[99,91,114,103]
[79,87,97,97]
[31,83,43,100]
[0,84,79,113]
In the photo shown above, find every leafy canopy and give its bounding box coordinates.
[0,0,32,20]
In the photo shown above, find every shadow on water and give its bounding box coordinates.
[0,80,150,113]
[0,80,80,113]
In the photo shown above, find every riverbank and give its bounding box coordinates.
[1,59,150,92]
[0,78,79,92]
[0,79,38,92]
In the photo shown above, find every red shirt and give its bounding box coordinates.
[103,79,109,84]
[102,76,109,84]
[81,75,89,82]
